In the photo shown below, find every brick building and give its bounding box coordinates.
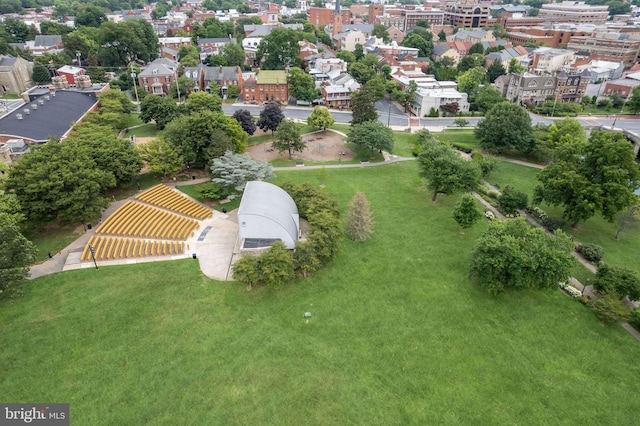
[242,70,288,104]
[507,25,593,48]
[445,0,492,29]
[137,58,179,97]
[567,32,640,69]
[538,1,609,25]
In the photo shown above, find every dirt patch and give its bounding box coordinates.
[247,130,356,162]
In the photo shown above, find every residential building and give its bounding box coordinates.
[554,70,589,102]
[484,46,529,70]
[197,37,238,61]
[183,65,243,95]
[602,77,640,99]
[503,73,557,103]
[320,70,360,108]
[538,1,609,25]
[137,58,179,96]
[333,28,368,51]
[241,70,288,104]
[26,35,63,56]
[412,87,470,117]
[432,43,461,64]
[446,29,495,44]
[404,9,445,29]
[530,47,575,74]
[564,59,624,82]
[0,55,33,94]
[567,32,640,69]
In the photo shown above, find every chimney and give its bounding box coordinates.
[219,66,223,74]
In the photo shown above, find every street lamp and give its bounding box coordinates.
[88,244,98,270]
[131,63,140,112]
[612,114,617,129]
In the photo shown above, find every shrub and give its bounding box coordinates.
[593,263,640,301]
[198,182,225,200]
[428,107,439,117]
[578,243,604,263]
[558,281,582,298]
[589,292,633,323]
[499,185,528,216]
[486,190,500,199]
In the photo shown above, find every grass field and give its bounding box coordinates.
[490,161,640,275]
[126,123,157,138]
[437,129,481,151]
[2,162,640,424]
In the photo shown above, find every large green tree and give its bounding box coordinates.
[139,95,179,130]
[210,152,274,194]
[273,119,305,159]
[417,141,481,201]
[184,91,222,114]
[0,213,37,299]
[401,32,433,57]
[351,88,378,125]
[534,130,640,227]
[75,5,106,28]
[256,27,301,70]
[136,138,184,179]
[346,120,394,157]
[5,142,115,223]
[163,111,248,166]
[475,102,534,153]
[458,54,485,73]
[487,60,506,83]
[457,66,486,95]
[469,217,576,295]
[626,85,640,114]
[97,20,158,66]
[287,67,319,102]
[307,106,335,130]
[257,103,284,133]
[473,86,505,112]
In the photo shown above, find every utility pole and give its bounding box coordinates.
[175,69,181,103]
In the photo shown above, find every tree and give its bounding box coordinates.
[469,42,485,55]
[454,118,469,127]
[256,27,301,70]
[473,86,505,112]
[98,89,134,114]
[469,217,575,295]
[458,54,484,73]
[589,291,633,323]
[307,106,335,130]
[475,103,534,153]
[139,95,179,130]
[336,50,355,64]
[5,142,115,224]
[260,241,295,289]
[351,89,378,124]
[169,76,196,99]
[232,109,257,135]
[417,141,481,201]
[97,20,158,66]
[32,64,51,84]
[345,192,374,241]
[257,103,284,134]
[273,119,305,159]
[438,30,447,41]
[372,24,390,42]
[0,213,36,299]
[217,41,245,68]
[346,121,394,157]
[185,91,222,114]
[534,131,640,227]
[402,32,433,57]
[487,60,506,83]
[164,111,248,166]
[65,123,142,185]
[74,5,106,28]
[627,85,640,114]
[293,241,321,278]
[593,263,640,301]
[287,67,319,102]
[211,152,274,194]
[499,185,528,216]
[232,254,260,290]
[354,43,364,61]
[363,76,386,101]
[347,61,377,85]
[453,193,482,229]
[457,66,486,95]
[136,138,184,179]
[508,58,525,74]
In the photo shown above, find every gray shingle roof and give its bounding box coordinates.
[0,91,98,142]
[33,35,62,47]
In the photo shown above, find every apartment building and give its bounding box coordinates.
[567,32,640,69]
[538,1,609,25]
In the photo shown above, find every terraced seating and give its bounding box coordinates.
[136,184,212,219]
[81,237,185,262]
[96,202,198,240]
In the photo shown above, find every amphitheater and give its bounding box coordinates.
[64,184,239,280]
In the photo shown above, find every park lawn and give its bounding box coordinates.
[437,129,481,151]
[248,133,274,146]
[126,123,157,138]
[393,131,417,157]
[490,161,640,275]
[23,223,83,263]
[2,162,640,424]
[126,113,143,127]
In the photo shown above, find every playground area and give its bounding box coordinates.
[247,130,356,162]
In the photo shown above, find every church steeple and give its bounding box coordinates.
[332,0,343,36]
[334,0,340,14]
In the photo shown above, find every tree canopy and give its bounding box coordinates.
[453,193,482,229]
[232,109,257,135]
[534,130,640,227]
[0,213,37,299]
[469,217,575,295]
[346,121,394,157]
[417,140,481,201]
[475,102,534,153]
[273,119,305,159]
[351,88,378,125]
[287,67,319,102]
[307,106,335,130]
[139,95,179,130]
[257,103,285,133]
[256,27,302,70]
[210,151,274,194]
[163,111,248,166]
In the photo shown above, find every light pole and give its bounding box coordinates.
[131,63,140,112]
[88,244,98,270]
[387,102,391,127]
[612,114,617,129]
[76,51,81,67]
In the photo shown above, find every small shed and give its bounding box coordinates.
[238,181,300,249]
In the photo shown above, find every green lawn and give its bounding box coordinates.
[0,93,20,99]
[126,113,143,127]
[23,223,84,263]
[126,123,157,138]
[2,162,639,424]
[393,131,417,157]
[490,161,640,275]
